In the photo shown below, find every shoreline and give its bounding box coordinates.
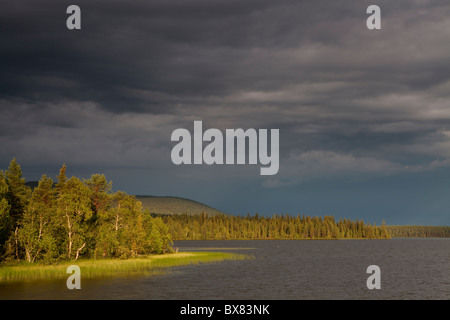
[0,251,249,283]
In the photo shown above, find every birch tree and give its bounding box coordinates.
[57,176,92,260]
[18,175,57,263]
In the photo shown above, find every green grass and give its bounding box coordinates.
[0,252,250,283]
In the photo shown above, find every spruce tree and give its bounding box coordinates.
[0,171,11,259]
[5,158,31,260]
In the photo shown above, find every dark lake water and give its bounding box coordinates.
[1,239,449,300]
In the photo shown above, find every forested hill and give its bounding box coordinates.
[135,195,228,217]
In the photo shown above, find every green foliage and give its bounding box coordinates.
[2,159,32,260]
[4,159,31,222]
[84,174,112,216]
[148,217,172,254]
[57,176,93,260]
[18,175,58,263]
[161,214,392,240]
[0,159,173,264]
[0,172,11,258]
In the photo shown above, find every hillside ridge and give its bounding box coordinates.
[135,195,228,216]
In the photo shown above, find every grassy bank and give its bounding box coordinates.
[0,252,249,283]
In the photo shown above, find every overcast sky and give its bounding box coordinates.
[2,0,450,225]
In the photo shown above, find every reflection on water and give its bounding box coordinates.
[1,239,449,299]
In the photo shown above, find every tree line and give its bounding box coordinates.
[159,213,392,240]
[12,157,450,264]
[0,159,173,264]
[386,225,450,238]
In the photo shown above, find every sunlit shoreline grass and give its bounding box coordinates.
[0,252,250,283]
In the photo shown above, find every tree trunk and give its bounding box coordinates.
[66,210,72,260]
[74,243,86,261]
[14,226,19,260]
[25,247,31,263]
[115,202,120,232]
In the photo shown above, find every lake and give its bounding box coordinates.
[1,239,449,299]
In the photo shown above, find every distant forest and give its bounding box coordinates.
[159,213,391,240]
[386,225,450,238]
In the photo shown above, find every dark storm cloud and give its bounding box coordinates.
[0,0,397,106]
[2,0,449,108]
[2,0,450,186]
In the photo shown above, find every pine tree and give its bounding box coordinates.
[56,164,67,189]
[0,171,11,259]
[84,174,112,217]
[5,158,31,260]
